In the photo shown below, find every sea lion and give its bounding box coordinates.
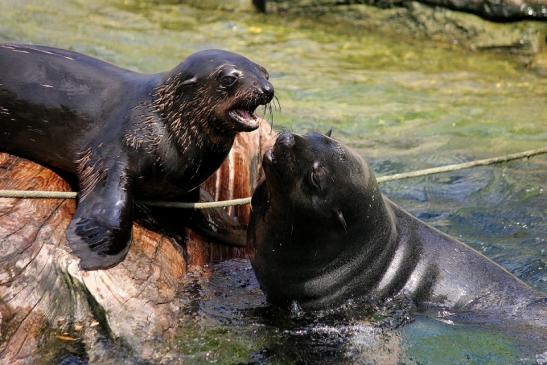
[249,132,546,327]
[0,43,273,270]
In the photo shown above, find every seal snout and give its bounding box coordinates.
[276,132,296,148]
[225,79,274,132]
[258,81,274,104]
[271,132,304,161]
[262,132,299,177]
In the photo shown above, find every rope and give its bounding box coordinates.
[376,146,547,183]
[140,197,252,209]
[0,146,545,209]
[0,190,77,199]
[0,190,251,209]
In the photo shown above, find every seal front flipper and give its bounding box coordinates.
[67,156,134,270]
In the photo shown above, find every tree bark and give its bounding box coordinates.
[0,123,276,364]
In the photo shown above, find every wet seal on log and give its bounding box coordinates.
[249,131,546,327]
[0,43,274,270]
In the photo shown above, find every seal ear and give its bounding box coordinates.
[333,209,347,232]
[181,75,197,86]
[325,129,333,137]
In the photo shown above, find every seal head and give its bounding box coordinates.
[154,49,273,135]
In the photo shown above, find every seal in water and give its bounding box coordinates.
[0,43,273,270]
[249,132,546,327]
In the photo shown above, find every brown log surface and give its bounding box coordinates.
[0,123,276,364]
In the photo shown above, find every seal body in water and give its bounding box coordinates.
[249,132,546,327]
[0,43,273,270]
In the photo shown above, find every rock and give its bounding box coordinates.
[0,123,276,363]
[263,1,546,57]
[409,0,546,21]
[262,0,547,21]
[172,0,256,12]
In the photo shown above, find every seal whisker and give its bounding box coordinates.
[270,103,275,129]
[265,102,274,130]
[273,95,282,113]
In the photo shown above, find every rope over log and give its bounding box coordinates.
[0,146,545,208]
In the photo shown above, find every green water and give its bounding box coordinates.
[1,0,546,364]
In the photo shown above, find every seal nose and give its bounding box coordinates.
[260,81,274,103]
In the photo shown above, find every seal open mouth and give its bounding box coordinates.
[227,107,261,131]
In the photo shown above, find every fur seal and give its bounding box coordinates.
[0,43,273,270]
[249,132,546,327]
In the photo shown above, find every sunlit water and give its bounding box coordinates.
[1,0,546,363]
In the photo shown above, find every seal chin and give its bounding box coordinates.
[263,148,274,163]
[227,108,260,131]
[261,148,276,175]
[262,146,294,188]
[262,147,286,184]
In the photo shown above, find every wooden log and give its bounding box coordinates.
[0,123,276,363]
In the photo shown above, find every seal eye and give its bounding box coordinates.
[220,75,238,88]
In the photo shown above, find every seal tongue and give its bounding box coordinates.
[238,110,252,119]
